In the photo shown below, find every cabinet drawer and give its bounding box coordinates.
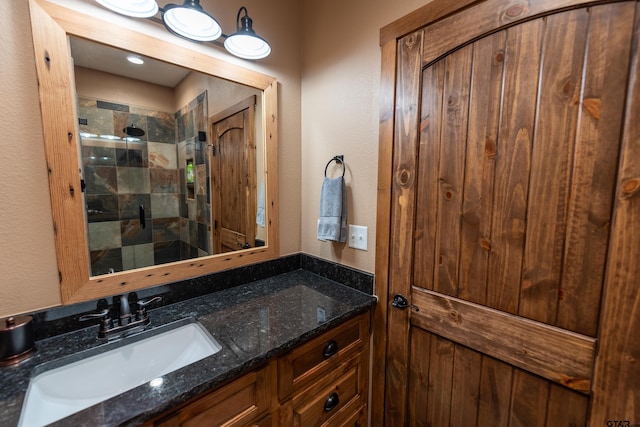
[153,364,273,427]
[278,313,369,400]
[281,351,368,427]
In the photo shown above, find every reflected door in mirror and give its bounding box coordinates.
[210,96,257,253]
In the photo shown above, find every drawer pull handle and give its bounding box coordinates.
[323,340,339,358]
[324,392,340,412]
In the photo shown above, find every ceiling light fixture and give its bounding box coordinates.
[96,0,158,18]
[224,7,271,60]
[94,1,271,59]
[162,0,222,42]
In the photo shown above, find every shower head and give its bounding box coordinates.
[123,125,145,137]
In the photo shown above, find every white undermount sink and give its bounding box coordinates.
[18,320,221,427]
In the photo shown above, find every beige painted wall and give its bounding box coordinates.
[74,66,176,112]
[300,0,432,274]
[0,0,301,318]
[0,0,430,317]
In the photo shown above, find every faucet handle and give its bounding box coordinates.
[79,309,110,321]
[80,309,112,333]
[136,296,162,320]
[138,296,162,308]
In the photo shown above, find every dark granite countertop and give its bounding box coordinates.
[0,270,375,427]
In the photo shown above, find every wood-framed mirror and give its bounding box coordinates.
[28,0,279,304]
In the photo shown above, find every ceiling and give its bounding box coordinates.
[70,37,190,88]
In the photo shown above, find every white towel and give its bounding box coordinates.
[317,176,347,242]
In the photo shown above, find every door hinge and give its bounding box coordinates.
[392,294,419,312]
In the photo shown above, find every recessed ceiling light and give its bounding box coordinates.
[127,55,144,65]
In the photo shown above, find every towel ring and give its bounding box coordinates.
[324,155,345,178]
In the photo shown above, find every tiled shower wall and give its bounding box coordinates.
[78,93,210,276]
[176,92,212,259]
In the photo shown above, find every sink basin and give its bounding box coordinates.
[18,320,221,427]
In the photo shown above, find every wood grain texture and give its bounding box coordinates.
[545,384,588,427]
[476,357,512,427]
[413,61,445,290]
[370,38,398,427]
[383,30,424,427]
[421,0,603,65]
[449,345,481,427]
[590,3,640,423]
[458,31,505,305]
[411,287,595,392]
[28,0,90,300]
[556,2,636,336]
[519,9,588,325]
[425,335,454,426]
[434,45,473,297]
[379,0,482,46]
[487,18,543,315]
[407,328,431,427]
[509,370,549,427]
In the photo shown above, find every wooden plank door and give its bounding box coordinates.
[376,0,640,425]
[210,96,257,253]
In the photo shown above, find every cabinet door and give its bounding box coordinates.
[278,313,369,400]
[155,364,273,427]
[282,351,368,427]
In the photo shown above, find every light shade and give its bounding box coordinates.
[224,7,271,59]
[162,0,222,42]
[96,0,158,18]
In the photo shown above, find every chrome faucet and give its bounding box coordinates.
[80,293,162,339]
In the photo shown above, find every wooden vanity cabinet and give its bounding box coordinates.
[145,312,370,427]
[277,314,370,427]
[150,364,276,427]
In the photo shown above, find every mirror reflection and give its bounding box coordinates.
[70,37,265,276]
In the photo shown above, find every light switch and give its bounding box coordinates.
[349,225,368,251]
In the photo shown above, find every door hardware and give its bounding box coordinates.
[392,294,419,312]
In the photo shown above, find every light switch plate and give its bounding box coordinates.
[349,225,368,251]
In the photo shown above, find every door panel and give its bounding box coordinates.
[408,329,590,427]
[383,1,639,425]
[210,98,256,254]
